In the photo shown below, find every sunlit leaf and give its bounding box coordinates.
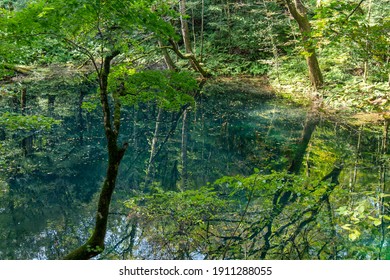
[348,230,360,241]
[341,224,352,231]
[356,205,365,213]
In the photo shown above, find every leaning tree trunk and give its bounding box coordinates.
[64,51,128,260]
[285,0,323,90]
[288,110,319,174]
[158,40,177,71]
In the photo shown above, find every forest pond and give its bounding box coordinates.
[0,79,389,260]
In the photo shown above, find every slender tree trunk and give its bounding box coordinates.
[21,87,33,156]
[179,0,192,54]
[325,197,337,260]
[288,110,319,174]
[64,51,128,260]
[181,108,189,189]
[21,88,27,114]
[285,0,323,90]
[158,40,177,71]
[47,95,56,117]
[127,220,138,259]
[21,136,33,156]
[262,0,280,83]
[179,0,206,77]
[378,119,388,259]
[191,7,196,53]
[77,91,85,144]
[130,106,139,189]
[200,0,205,62]
[225,0,232,49]
[363,0,372,83]
[145,106,163,186]
[351,127,362,202]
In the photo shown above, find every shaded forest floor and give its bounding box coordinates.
[212,74,390,127]
[2,63,389,127]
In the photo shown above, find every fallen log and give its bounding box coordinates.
[1,63,32,75]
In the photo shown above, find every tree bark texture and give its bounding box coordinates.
[285,0,323,89]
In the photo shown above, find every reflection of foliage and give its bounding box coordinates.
[1,76,388,259]
[0,112,60,130]
[124,186,228,259]
[120,117,389,260]
[336,196,389,239]
[114,69,197,111]
[82,69,198,113]
[124,169,345,259]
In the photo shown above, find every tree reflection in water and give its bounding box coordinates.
[0,81,388,259]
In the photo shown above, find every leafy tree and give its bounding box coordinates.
[314,0,389,83]
[2,0,200,259]
[284,0,323,89]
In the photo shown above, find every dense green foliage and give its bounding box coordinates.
[1,0,388,111]
[0,0,389,260]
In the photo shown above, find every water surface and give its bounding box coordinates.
[0,79,388,259]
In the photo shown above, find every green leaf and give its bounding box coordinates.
[341,224,352,231]
[348,230,360,241]
[382,215,390,221]
[373,219,382,227]
[337,206,349,215]
[356,205,365,213]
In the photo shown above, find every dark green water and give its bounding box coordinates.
[0,80,389,259]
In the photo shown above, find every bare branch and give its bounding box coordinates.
[346,0,365,21]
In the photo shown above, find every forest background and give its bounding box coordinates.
[0,0,389,260]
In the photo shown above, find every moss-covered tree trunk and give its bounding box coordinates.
[285,0,323,90]
[158,40,177,71]
[64,51,128,260]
